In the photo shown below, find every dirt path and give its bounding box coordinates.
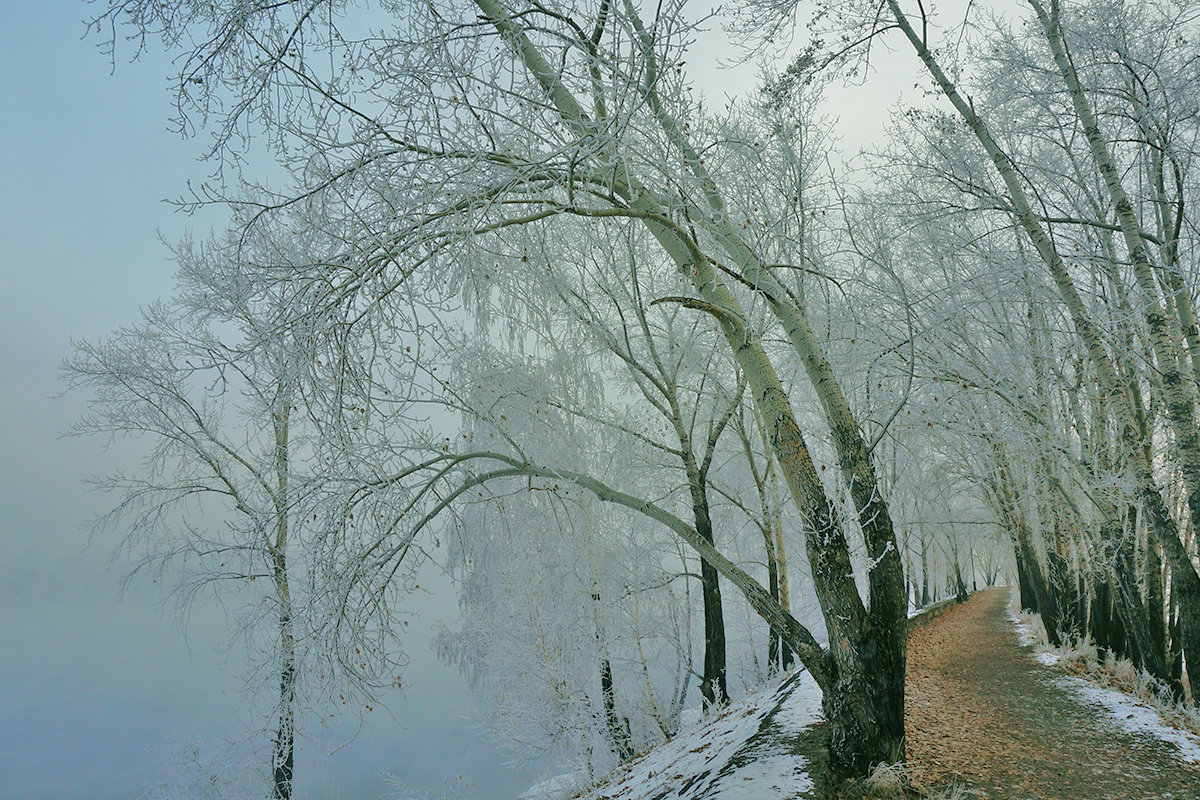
[906,588,1200,799]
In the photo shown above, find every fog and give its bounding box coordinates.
[0,2,920,797]
[0,4,525,797]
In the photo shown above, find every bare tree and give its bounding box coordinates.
[63,225,410,797]
[85,0,944,779]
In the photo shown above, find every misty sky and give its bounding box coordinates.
[0,3,919,798]
[0,3,532,798]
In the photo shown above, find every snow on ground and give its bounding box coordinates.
[521,771,591,800]
[1033,651,1059,666]
[1005,596,1040,649]
[527,601,972,800]
[522,668,824,800]
[689,676,822,800]
[1059,679,1200,763]
[907,597,951,620]
[1005,589,1200,764]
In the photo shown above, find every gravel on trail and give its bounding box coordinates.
[905,587,1200,799]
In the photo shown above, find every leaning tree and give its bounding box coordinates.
[92,0,918,777]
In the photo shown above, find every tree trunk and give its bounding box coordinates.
[994,455,1062,644]
[473,0,905,774]
[765,525,782,670]
[600,656,634,761]
[953,566,968,603]
[1015,547,1037,613]
[919,528,931,608]
[1173,569,1200,700]
[969,539,977,593]
[1045,546,1076,639]
[1147,532,1168,675]
[1134,493,1193,696]
[272,550,296,800]
[822,619,906,782]
[1090,579,1112,652]
[767,459,794,671]
[1075,574,1090,638]
[696,519,727,706]
[273,643,296,800]
[1169,575,1186,691]
[271,401,295,800]
[1110,591,1129,661]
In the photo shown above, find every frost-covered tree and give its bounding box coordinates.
[87,0,936,778]
[63,221,412,798]
[898,0,1200,700]
[725,0,1200,700]
[477,222,744,707]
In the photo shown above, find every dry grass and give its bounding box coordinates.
[836,761,970,800]
[1011,607,1048,647]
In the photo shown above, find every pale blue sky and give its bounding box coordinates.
[0,3,526,798]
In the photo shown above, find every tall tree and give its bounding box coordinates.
[91,0,920,778]
[64,227,407,797]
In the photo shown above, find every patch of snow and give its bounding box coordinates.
[699,754,814,799]
[678,707,703,730]
[1004,588,1200,766]
[1014,626,1037,648]
[696,672,823,800]
[770,681,823,730]
[902,604,931,623]
[1005,588,1045,649]
[578,669,824,800]
[519,770,587,800]
[907,599,941,620]
[1052,676,1200,764]
[1006,609,1034,647]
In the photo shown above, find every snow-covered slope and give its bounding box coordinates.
[521,668,826,800]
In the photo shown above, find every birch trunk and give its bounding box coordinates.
[474,0,906,773]
[271,402,295,800]
[1030,0,1200,697]
[887,0,1200,700]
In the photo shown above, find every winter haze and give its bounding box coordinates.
[2,1,974,798]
